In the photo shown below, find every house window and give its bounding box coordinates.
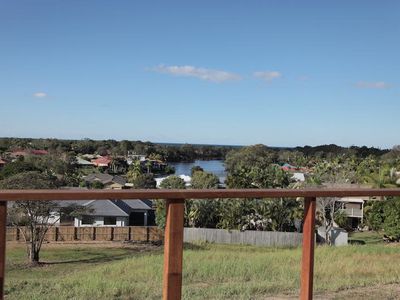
[104,216,117,225]
[82,215,95,225]
[60,213,75,226]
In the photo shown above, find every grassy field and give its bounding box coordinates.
[5,237,400,299]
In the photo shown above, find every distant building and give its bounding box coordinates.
[55,199,155,227]
[292,172,305,182]
[91,156,112,167]
[337,197,367,229]
[84,173,127,189]
[75,157,95,167]
[126,154,146,165]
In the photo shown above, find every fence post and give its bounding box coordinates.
[0,201,7,300]
[300,197,316,300]
[162,199,185,300]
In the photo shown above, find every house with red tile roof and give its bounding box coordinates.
[31,149,48,155]
[91,156,112,167]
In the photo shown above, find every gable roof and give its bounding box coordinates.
[54,199,153,216]
[112,175,126,186]
[91,156,112,166]
[116,199,153,210]
[76,157,94,166]
[84,200,129,216]
[84,173,126,186]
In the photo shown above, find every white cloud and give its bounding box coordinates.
[151,64,241,82]
[33,92,48,98]
[355,81,391,89]
[253,71,282,81]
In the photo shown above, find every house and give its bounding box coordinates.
[75,157,95,167]
[55,199,155,227]
[292,172,305,182]
[322,183,373,229]
[337,197,367,229]
[84,173,127,189]
[126,154,146,165]
[91,156,112,167]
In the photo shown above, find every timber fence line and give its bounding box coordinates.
[6,226,163,243]
[184,227,303,247]
[1,188,400,300]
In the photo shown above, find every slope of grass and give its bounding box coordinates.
[5,242,400,299]
[348,231,383,245]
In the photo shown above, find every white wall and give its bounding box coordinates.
[75,216,128,227]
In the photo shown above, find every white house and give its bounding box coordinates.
[55,199,154,227]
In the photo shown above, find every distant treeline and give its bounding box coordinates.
[0,138,234,162]
[0,138,390,162]
[294,144,389,158]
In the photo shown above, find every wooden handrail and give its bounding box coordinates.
[1,188,400,200]
[1,188,400,300]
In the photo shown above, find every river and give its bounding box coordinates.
[169,160,226,183]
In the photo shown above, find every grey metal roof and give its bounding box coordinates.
[84,173,126,185]
[117,199,153,210]
[112,175,127,186]
[53,198,153,216]
[55,200,92,208]
[84,200,129,217]
[84,173,113,184]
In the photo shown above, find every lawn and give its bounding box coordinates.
[5,241,400,299]
[348,231,384,245]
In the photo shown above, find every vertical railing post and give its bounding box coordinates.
[300,197,316,300]
[162,199,185,300]
[0,201,7,300]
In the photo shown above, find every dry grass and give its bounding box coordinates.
[5,241,400,299]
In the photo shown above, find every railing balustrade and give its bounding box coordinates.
[1,188,400,300]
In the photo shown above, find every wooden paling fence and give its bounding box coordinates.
[183,227,303,247]
[6,226,163,243]
[1,188,400,300]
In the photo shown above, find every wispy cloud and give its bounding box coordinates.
[33,92,48,98]
[253,71,282,82]
[355,81,392,89]
[151,64,241,82]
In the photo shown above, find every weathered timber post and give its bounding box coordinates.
[300,197,316,300]
[162,199,185,300]
[0,201,7,300]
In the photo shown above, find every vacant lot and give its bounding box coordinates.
[5,237,400,299]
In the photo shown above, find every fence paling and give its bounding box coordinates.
[5,226,163,243]
[2,188,400,300]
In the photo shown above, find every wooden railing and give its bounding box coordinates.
[1,188,400,300]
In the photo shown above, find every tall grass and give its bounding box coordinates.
[5,242,400,299]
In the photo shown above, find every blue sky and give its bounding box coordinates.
[0,1,399,148]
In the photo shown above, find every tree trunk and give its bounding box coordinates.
[29,243,40,265]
